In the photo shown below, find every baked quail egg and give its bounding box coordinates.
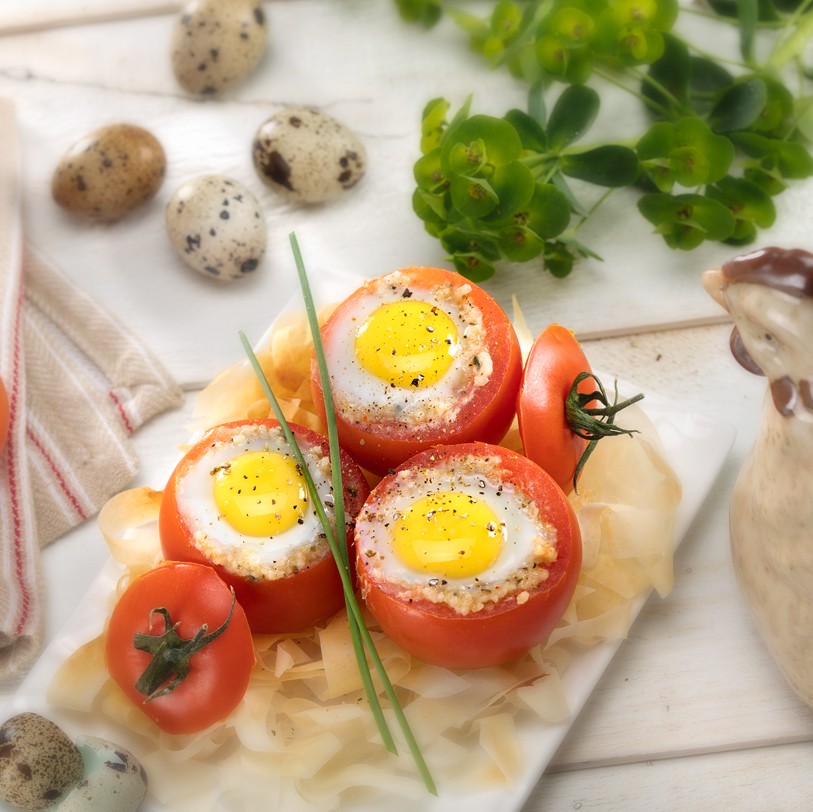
[159,419,370,632]
[311,266,523,474]
[355,442,583,669]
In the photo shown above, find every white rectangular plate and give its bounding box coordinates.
[0,393,735,812]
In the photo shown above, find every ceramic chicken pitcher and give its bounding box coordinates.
[703,246,813,710]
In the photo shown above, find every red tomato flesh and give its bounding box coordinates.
[159,419,370,634]
[105,561,255,735]
[311,267,523,475]
[516,324,596,494]
[355,442,582,669]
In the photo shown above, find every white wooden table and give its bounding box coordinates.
[1,2,812,810]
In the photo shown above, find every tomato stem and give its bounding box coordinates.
[132,589,237,702]
[566,371,644,492]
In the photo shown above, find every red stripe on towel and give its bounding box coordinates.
[26,427,88,521]
[108,389,134,433]
[7,285,32,636]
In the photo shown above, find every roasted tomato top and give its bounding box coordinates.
[311,266,523,475]
[158,418,370,633]
[355,441,582,669]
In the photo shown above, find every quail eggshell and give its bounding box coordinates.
[166,175,267,282]
[252,107,367,204]
[56,736,147,812]
[171,0,268,95]
[51,124,166,223]
[0,713,83,811]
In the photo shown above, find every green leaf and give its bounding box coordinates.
[524,182,571,238]
[560,146,640,187]
[706,175,776,237]
[547,85,601,151]
[412,188,447,226]
[642,33,691,117]
[395,0,443,27]
[446,8,489,39]
[528,80,547,125]
[413,149,446,192]
[637,192,736,249]
[549,6,596,45]
[504,109,547,152]
[420,98,450,153]
[449,175,499,217]
[708,78,768,132]
[497,225,545,262]
[637,118,734,186]
[688,56,734,115]
[731,132,813,178]
[440,226,501,261]
[736,0,759,63]
[450,252,496,282]
[442,115,523,171]
[669,146,711,187]
[751,75,794,136]
[448,139,487,175]
[543,241,576,278]
[486,161,537,219]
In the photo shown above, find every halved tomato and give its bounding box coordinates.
[105,561,254,735]
[355,441,582,669]
[158,418,370,633]
[311,267,522,475]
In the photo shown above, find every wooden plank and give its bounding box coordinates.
[0,3,179,35]
[525,741,813,811]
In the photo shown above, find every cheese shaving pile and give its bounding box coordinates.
[47,307,681,811]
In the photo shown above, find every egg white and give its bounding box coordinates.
[175,423,335,579]
[326,271,490,426]
[357,455,558,615]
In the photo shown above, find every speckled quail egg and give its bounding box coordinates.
[51,124,166,222]
[56,736,147,812]
[0,713,83,810]
[171,0,268,95]
[252,107,367,204]
[165,175,266,282]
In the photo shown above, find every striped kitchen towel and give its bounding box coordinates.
[0,97,182,681]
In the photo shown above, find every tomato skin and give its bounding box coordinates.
[105,561,254,735]
[0,377,9,452]
[158,419,370,634]
[516,324,596,494]
[311,267,523,475]
[355,442,582,669]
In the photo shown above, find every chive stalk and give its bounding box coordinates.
[238,232,437,795]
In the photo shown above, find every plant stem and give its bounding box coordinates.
[765,9,813,71]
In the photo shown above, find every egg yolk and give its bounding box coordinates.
[212,450,308,537]
[391,490,504,579]
[354,300,459,389]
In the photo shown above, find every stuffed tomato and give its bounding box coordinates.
[311,267,522,475]
[354,442,582,669]
[159,418,370,633]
